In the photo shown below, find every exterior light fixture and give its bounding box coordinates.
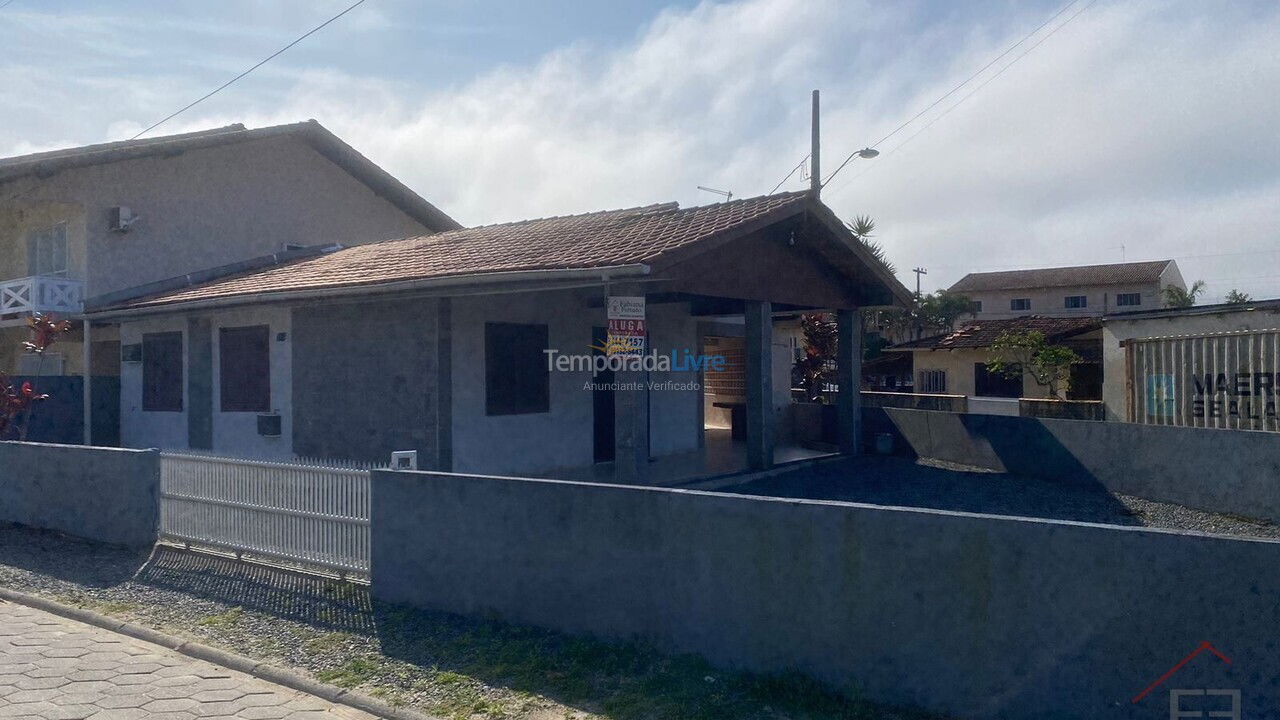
[857,148,880,159]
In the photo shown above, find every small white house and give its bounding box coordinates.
[88,191,911,483]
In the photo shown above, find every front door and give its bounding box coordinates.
[592,326,615,462]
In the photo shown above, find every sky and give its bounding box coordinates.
[2,0,1278,302]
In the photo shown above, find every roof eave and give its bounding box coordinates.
[804,198,915,307]
[86,263,653,320]
[0,121,461,232]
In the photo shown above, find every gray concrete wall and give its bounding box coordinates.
[869,407,1280,521]
[0,441,159,546]
[370,469,1280,719]
[291,297,441,466]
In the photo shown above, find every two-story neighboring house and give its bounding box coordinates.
[949,260,1185,318]
[0,121,458,442]
[880,261,1186,414]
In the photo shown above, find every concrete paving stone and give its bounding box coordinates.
[6,686,62,702]
[0,700,58,717]
[193,689,250,703]
[93,693,151,709]
[235,702,294,712]
[0,602,380,719]
[37,703,98,720]
[16,675,73,690]
[143,697,201,712]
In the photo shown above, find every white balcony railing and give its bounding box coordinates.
[0,275,83,324]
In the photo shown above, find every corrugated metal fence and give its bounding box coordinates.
[1126,328,1280,431]
[159,453,373,575]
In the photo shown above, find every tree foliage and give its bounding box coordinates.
[986,330,1080,398]
[846,214,896,276]
[795,312,837,402]
[863,290,977,345]
[918,290,978,331]
[1163,280,1206,308]
[1225,289,1252,304]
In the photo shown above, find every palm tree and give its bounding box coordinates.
[1225,289,1252,304]
[846,215,896,275]
[1163,280,1206,308]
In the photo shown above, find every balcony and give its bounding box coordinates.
[0,275,83,327]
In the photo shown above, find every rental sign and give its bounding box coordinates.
[606,296,646,356]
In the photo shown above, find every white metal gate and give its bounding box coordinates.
[159,453,371,575]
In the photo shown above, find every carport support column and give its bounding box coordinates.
[745,300,774,470]
[614,285,649,484]
[836,308,863,455]
[82,320,92,446]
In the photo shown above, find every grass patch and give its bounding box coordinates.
[316,656,384,689]
[92,600,140,616]
[195,606,245,629]
[303,631,355,654]
[370,604,946,720]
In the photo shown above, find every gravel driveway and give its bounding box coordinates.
[691,454,1280,540]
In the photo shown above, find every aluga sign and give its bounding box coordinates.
[1126,328,1280,431]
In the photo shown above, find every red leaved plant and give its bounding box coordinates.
[0,314,71,441]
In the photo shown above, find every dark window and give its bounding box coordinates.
[972,300,983,313]
[1010,298,1031,311]
[485,322,550,415]
[975,363,1022,398]
[142,332,183,412]
[1067,364,1103,400]
[220,325,271,412]
[1064,295,1087,309]
[917,369,947,393]
[1116,292,1142,307]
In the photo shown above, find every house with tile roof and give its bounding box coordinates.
[884,315,1103,414]
[950,260,1185,319]
[1,121,458,443]
[86,191,912,483]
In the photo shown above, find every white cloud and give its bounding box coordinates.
[3,0,1279,301]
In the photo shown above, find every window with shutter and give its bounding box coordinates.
[142,332,184,412]
[219,325,272,412]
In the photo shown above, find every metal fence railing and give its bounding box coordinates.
[159,453,373,575]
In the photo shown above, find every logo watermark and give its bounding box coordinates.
[1132,642,1238,720]
[544,348,726,376]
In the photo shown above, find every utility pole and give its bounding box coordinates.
[912,267,928,297]
[810,89,821,197]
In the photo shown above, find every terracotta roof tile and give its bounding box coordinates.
[889,315,1101,350]
[949,260,1172,292]
[109,191,810,311]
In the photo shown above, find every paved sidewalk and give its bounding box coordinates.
[0,599,375,719]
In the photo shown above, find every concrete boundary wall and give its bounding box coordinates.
[866,407,1280,521]
[0,441,160,546]
[370,469,1280,719]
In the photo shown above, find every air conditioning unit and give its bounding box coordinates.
[257,414,282,437]
[108,206,137,233]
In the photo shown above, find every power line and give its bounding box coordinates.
[0,1,17,9]
[768,154,809,195]
[822,0,1088,189]
[827,0,1099,195]
[130,0,370,139]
